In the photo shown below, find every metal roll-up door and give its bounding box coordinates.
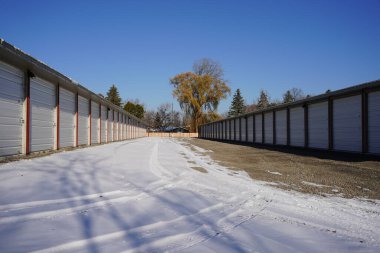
[255,114,262,143]
[275,110,287,145]
[264,112,273,144]
[91,101,99,144]
[0,61,24,156]
[235,118,240,141]
[118,112,122,139]
[122,115,126,140]
[368,91,380,154]
[333,95,361,152]
[101,105,107,143]
[30,77,55,152]
[241,117,246,142]
[78,96,89,145]
[226,120,230,140]
[290,106,304,147]
[59,87,75,148]
[220,122,223,139]
[108,110,113,142]
[113,111,118,141]
[308,101,328,149]
[247,116,254,142]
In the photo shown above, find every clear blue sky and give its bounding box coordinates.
[1,0,379,113]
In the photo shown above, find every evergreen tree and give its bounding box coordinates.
[106,84,122,106]
[228,89,246,117]
[283,90,294,103]
[257,90,270,109]
[124,101,145,119]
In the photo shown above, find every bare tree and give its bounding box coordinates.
[192,58,224,79]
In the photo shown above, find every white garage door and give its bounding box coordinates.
[118,112,122,139]
[101,105,107,143]
[308,101,328,149]
[333,95,361,152]
[255,114,262,143]
[264,112,273,144]
[368,91,380,154]
[241,117,246,142]
[113,111,118,141]
[275,110,287,145]
[290,107,304,147]
[235,118,240,141]
[226,120,230,140]
[0,61,24,156]
[78,96,89,145]
[91,101,99,144]
[30,77,56,152]
[59,87,75,148]
[108,110,113,142]
[247,116,254,142]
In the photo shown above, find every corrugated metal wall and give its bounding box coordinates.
[199,82,380,155]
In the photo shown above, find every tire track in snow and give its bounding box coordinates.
[0,190,124,212]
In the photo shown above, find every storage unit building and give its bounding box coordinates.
[101,105,107,143]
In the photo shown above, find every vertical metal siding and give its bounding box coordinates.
[59,87,75,148]
[77,96,89,145]
[333,95,362,152]
[30,77,55,152]
[275,110,287,145]
[368,91,380,154]
[264,112,273,144]
[91,101,99,144]
[290,106,304,147]
[0,61,24,156]
[101,105,107,143]
[241,117,246,142]
[247,116,254,142]
[308,101,328,149]
[255,114,262,143]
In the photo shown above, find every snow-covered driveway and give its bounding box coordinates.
[0,137,379,253]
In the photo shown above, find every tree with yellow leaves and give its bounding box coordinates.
[170,59,231,132]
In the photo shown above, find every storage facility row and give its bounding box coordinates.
[199,80,380,155]
[0,39,146,157]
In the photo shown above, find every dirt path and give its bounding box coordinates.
[186,138,380,199]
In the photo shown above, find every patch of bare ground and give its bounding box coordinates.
[191,166,208,173]
[185,139,380,200]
